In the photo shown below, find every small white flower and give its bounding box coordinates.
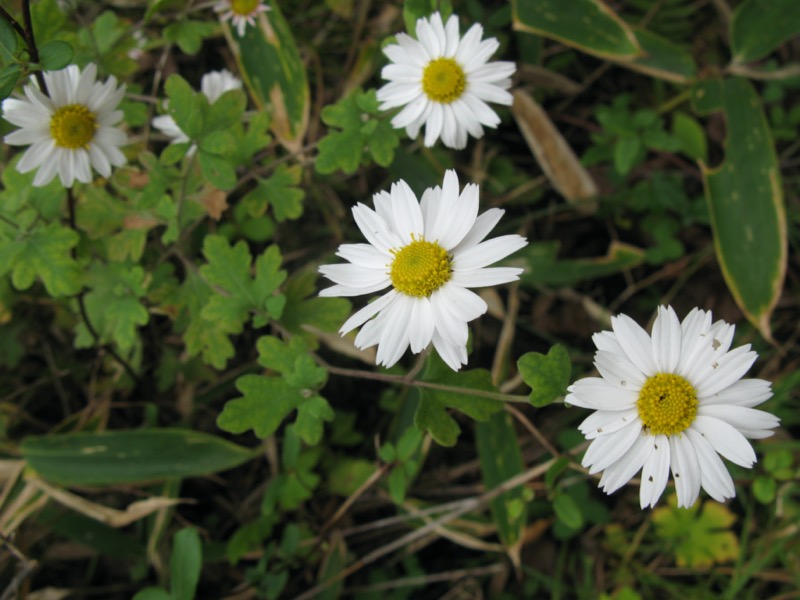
[566,306,780,509]
[215,0,270,37]
[376,12,515,150]
[319,169,527,371]
[152,69,242,148]
[2,63,127,188]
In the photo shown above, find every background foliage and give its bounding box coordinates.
[0,0,798,598]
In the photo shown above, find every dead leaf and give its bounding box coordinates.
[123,214,160,230]
[201,187,229,221]
[512,89,598,213]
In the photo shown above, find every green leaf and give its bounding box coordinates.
[626,28,696,84]
[553,493,584,530]
[165,74,206,140]
[0,63,22,102]
[753,475,776,504]
[730,0,800,63]
[198,151,237,190]
[690,78,724,116]
[652,496,739,568]
[171,528,202,600]
[244,165,306,222]
[672,112,707,162]
[327,458,377,496]
[164,20,215,55]
[517,344,571,407]
[316,89,399,174]
[520,240,646,287]
[476,412,528,553]
[415,358,504,447]
[22,429,255,485]
[200,130,238,155]
[217,374,332,444]
[228,2,309,150]
[74,263,149,353]
[512,0,640,59]
[255,335,327,388]
[0,15,18,56]
[613,135,643,175]
[38,40,74,70]
[701,78,786,340]
[181,271,236,369]
[133,589,172,600]
[9,224,81,297]
[279,271,352,335]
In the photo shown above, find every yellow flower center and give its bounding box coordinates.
[49,104,97,149]
[230,0,260,16]
[422,58,466,104]
[636,373,698,436]
[390,238,451,298]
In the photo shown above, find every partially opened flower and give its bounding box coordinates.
[2,63,127,187]
[376,12,515,150]
[152,69,242,148]
[215,0,270,37]
[566,306,780,509]
[319,170,527,371]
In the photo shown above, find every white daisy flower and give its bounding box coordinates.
[152,69,242,148]
[319,169,527,371]
[376,12,516,150]
[566,305,780,509]
[214,0,270,37]
[1,63,127,188]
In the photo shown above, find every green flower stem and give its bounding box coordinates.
[318,360,531,404]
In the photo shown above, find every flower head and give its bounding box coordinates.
[376,12,516,150]
[566,306,780,509]
[152,69,242,148]
[2,63,127,187]
[215,0,270,37]
[319,170,527,371]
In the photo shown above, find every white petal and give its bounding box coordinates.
[432,330,467,371]
[443,14,460,56]
[318,280,394,297]
[449,267,523,288]
[694,345,757,398]
[427,169,460,243]
[684,428,735,502]
[424,102,444,147]
[579,408,640,439]
[593,350,646,391]
[593,331,624,354]
[611,314,657,377]
[651,305,681,373]
[431,283,486,322]
[639,434,670,508]
[352,203,402,254]
[430,293,468,347]
[565,377,637,411]
[461,93,501,127]
[339,290,398,335]
[335,243,391,269]
[669,434,701,508]
[690,415,756,468]
[697,404,780,438]
[376,295,414,367]
[409,297,435,353]
[450,208,505,254]
[701,378,773,408]
[599,433,653,495]
[463,38,500,71]
[438,183,480,249]
[390,179,424,242]
[452,234,527,271]
[582,421,642,474]
[318,263,390,288]
[455,23,484,64]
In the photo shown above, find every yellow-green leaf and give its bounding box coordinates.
[225,2,309,152]
[701,78,786,340]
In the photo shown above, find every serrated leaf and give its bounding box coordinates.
[280,271,352,334]
[517,345,571,407]
[730,0,800,63]
[652,496,739,568]
[316,89,399,175]
[294,395,335,445]
[10,224,81,297]
[245,165,306,221]
[256,335,327,388]
[198,151,237,190]
[164,20,215,55]
[38,40,73,70]
[701,79,786,340]
[22,429,254,485]
[415,358,504,447]
[165,74,206,140]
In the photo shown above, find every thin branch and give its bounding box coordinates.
[0,6,27,41]
[21,0,46,93]
[0,533,38,600]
